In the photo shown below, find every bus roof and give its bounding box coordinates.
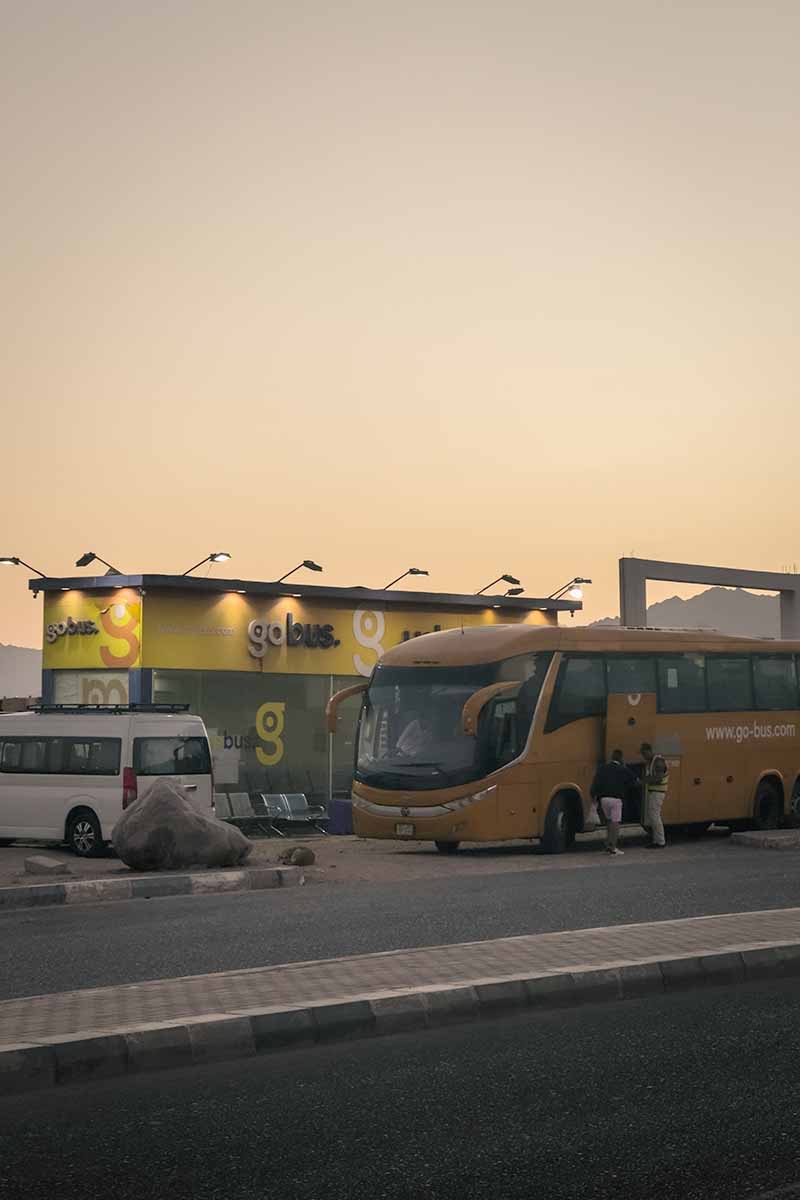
[379,624,800,668]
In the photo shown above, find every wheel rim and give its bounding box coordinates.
[73,820,96,853]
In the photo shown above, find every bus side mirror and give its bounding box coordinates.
[325,682,369,734]
[461,681,521,737]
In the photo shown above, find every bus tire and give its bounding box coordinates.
[684,821,712,837]
[435,840,460,854]
[752,781,783,831]
[541,794,577,855]
[66,809,104,858]
[790,779,800,824]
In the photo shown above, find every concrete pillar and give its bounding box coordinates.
[619,559,647,628]
[779,591,800,639]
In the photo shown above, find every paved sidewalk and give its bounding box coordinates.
[4,906,800,1047]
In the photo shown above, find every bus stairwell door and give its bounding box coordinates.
[605,692,657,763]
[605,692,657,826]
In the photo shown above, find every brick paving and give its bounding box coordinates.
[3,907,800,1046]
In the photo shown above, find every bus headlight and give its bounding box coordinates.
[444,786,496,812]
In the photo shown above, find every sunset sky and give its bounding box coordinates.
[3,1,799,648]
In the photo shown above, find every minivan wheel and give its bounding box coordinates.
[67,810,103,857]
[435,840,460,854]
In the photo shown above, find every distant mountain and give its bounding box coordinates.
[0,644,42,698]
[592,587,780,638]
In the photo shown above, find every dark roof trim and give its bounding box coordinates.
[27,573,581,613]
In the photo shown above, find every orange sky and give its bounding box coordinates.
[3,1,799,648]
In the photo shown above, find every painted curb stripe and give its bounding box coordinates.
[0,866,303,912]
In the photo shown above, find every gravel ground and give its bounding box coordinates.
[0,824,733,888]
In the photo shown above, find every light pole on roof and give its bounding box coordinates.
[181,552,232,576]
[383,567,429,590]
[476,573,520,595]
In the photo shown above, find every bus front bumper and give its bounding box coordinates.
[351,786,498,842]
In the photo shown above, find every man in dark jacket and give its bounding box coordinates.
[590,748,638,855]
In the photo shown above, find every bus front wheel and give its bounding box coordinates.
[541,794,577,855]
[435,841,460,854]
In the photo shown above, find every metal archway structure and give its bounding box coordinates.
[619,558,800,639]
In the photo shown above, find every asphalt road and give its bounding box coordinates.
[3,977,800,1200]
[2,840,800,999]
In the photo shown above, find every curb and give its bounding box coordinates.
[3,942,800,1095]
[730,830,800,850]
[0,865,304,913]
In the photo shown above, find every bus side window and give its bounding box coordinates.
[606,656,656,695]
[545,656,607,732]
[483,697,519,771]
[656,655,707,713]
[754,656,796,710]
[707,657,753,711]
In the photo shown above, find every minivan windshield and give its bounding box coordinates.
[355,652,552,790]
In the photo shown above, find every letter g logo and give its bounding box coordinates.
[353,608,385,677]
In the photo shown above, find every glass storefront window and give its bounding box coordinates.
[152,670,363,806]
[54,670,129,705]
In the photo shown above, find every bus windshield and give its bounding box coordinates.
[355,653,552,791]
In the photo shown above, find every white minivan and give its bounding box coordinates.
[0,705,214,856]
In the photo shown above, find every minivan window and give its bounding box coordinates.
[0,736,120,775]
[0,739,47,773]
[60,739,122,776]
[133,736,211,776]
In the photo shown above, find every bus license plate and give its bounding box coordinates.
[395,822,415,837]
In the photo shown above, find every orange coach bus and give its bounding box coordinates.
[326,625,800,853]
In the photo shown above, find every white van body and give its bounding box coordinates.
[0,707,214,855]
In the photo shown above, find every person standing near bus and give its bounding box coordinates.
[590,748,638,855]
[641,742,669,849]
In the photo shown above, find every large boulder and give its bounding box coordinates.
[113,778,253,872]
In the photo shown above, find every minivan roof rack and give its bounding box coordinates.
[26,704,191,714]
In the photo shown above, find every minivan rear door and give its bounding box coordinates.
[131,720,214,814]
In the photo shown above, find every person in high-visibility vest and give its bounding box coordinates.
[641,742,669,849]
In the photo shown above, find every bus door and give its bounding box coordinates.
[605,692,656,825]
[605,692,686,826]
